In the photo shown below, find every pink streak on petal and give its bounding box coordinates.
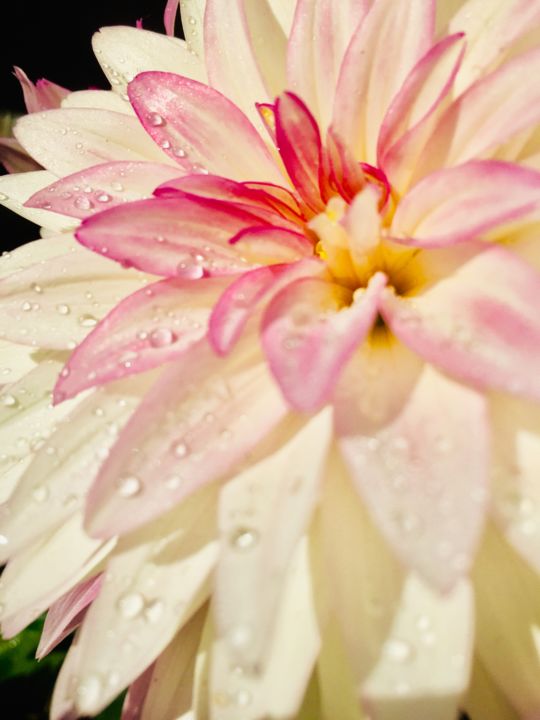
[85,341,288,538]
[36,575,103,660]
[381,244,540,401]
[262,272,387,412]
[275,92,325,215]
[377,33,466,167]
[209,258,324,356]
[325,129,365,203]
[25,161,184,219]
[163,0,180,36]
[76,197,259,277]
[154,173,301,229]
[13,67,69,113]
[121,665,155,720]
[391,160,540,248]
[53,276,232,402]
[417,46,540,178]
[230,226,313,263]
[338,366,488,591]
[128,72,282,184]
[332,0,434,163]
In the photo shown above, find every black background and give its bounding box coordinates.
[0,1,171,252]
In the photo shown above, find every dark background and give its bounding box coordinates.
[0,1,171,253]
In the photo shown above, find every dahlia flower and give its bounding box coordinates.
[1,0,540,718]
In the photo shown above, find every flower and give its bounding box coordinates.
[1,0,540,718]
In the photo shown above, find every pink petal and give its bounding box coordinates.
[25,162,184,219]
[230,226,313,264]
[36,575,103,659]
[54,276,231,402]
[275,92,325,214]
[261,272,386,412]
[14,108,167,177]
[121,665,154,720]
[416,46,540,178]
[13,67,69,113]
[154,173,300,230]
[128,72,282,184]
[76,197,257,277]
[381,244,540,401]
[378,33,466,192]
[209,258,324,356]
[163,0,180,36]
[391,160,540,248]
[338,366,488,590]
[286,0,369,129]
[324,129,365,203]
[84,341,288,538]
[204,0,270,127]
[332,0,434,163]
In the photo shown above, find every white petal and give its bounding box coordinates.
[92,26,206,99]
[0,171,76,234]
[61,90,130,113]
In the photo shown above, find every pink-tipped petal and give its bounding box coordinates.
[286,0,369,129]
[275,92,325,214]
[163,0,180,36]
[262,272,386,412]
[378,33,466,192]
[333,0,434,163]
[154,174,300,230]
[121,665,154,720]
[84,341,287,538]
[391,160,540,248]
[26,162,184,219]
[128,72,282,184]
[37,575,103,659]
[209,258,324,356]
[14,109,167,177]
[54,276,230,401]
[325,129,365,203]
[76,197,257,277]
[416,46,540,179]
[13,67,69,113]
[230,226,313,264]
[381,245,540,401]
[338,365,488,591]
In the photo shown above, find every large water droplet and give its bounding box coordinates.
[383,638,414,664]
[148,112,165,127]
[75,196,93,211]
[79,314,98,328]
[230,527,259,551]
[76,674,102,713]
[1,394,18,408]
[116,592,144,618]
[149,327,177,348]
[116,475,142,498]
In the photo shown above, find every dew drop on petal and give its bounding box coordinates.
[149,327,177,348]
[230,527,259,551]
[76,674,102,713]
[0,534,9,546]
[172,441,189,458]
[148,113,165,127]
[32,485,49,503]
[56,304,71,315]
[97,193,112,203]
[1,394,18,408]
[144,599,164,624]
[235,689,252,707]
[116,475,142,498]
[75,196,93,211]
[79,314,98,328]
[383,638,414,663]
[116,592,144,619]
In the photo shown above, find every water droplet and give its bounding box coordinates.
[160,139,171,150]
[79,314,98,328]
[144,599,164,623]
[148,112,165,127]
[97,193,112,203]
[30,283,43,294]
[116,592,144,618]
[213,691,232,708]
[0,193,8,202]
[56,303,71,315]
[0,534,8,546]
[230,527,259,551]
[173,441,189,458]
[1,394,18,408]
[383,638,414,663]
[76,674,102,713]
[235,689,252,707]
[149,327,177,348]
[164,475,182,490]
[116,475,142,498]
[32,485,49,503]
[111,181,124,192]
[75,196,93,211]
[188,15,196,25]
